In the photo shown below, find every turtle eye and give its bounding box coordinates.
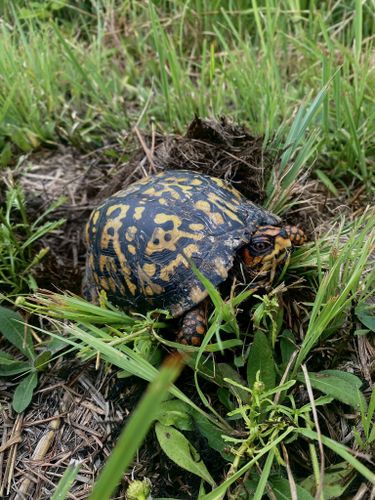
[248,239,273,255]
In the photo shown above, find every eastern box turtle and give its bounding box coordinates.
[83,170,305,345]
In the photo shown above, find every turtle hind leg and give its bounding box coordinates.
[176,302,208,346]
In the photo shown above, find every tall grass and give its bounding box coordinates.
[0,1,373,188]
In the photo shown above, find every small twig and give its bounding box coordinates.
[15,413,61,499]
[273,350,298,405]
[352,483,370,500]
[0,420,7,495]
[0,435,22,453]
[302,364,325,500]
[281,443,298,500]
[23,412,68,427]
[133,126,156,173]
[134,90,153,129]
[3,413,23,496]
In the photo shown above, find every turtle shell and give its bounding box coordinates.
[84,170,280,317]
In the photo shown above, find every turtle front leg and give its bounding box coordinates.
[176,302,208,346]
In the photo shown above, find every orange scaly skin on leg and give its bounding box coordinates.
[176,302,208,346]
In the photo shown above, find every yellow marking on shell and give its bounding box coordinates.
[207,192,242,222]
[144,283,164,296]
[85,222,90,244]
[195,200,211,212]
[226,186,242,200]
[183,244,199,258]
[99,255,107,273]
[146,214,203,255]
[125,278,137,295]
[160,186,181,199]
[161,179,194,193]
[114,253,137,296]
[106,204,129,217]
[164,176,188,182]
[195,199,226,225]
[189,223,205,231]
[125,225,138,242]
[134,207,145,220]
[154,213,182,226]
[128,244,136,255]
[212,177,242,200]
[211,212,225,225]
[158,198,168,205]
[159,254,189,282]
[137,264,164,296]
[136,176,153,185]
[100,277,110,290]
[92,210,100,225]
[145,185,181,199]
[191,179,202,185]
[101,205,130,251]
[89,253,94,267]
[212,177,225,187]
[143,263,156,277]
[108,278,117,293]
[190,285,207,304]
[213,257,228,279]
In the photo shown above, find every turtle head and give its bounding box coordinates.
[241,225,306,279]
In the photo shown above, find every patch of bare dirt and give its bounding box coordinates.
[0,358,226,499]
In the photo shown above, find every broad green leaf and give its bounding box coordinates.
[355,305,375,332]
[33,350,52,371]
[0,351,30,376]
[0,306,35,360]
[247,331,276,390]
[12,371,38,413]
[301,462,354,498]
[155,423,215,487]
[217,363,249,403]
[193,413,233,461]
[157,400,193,431]
[298,370,364,409]
[270,477,313,500]
[280,329,297,366]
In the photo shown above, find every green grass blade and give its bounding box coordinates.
[89,353,185,500]
[51,461,80,500]
[299,428,375,484]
